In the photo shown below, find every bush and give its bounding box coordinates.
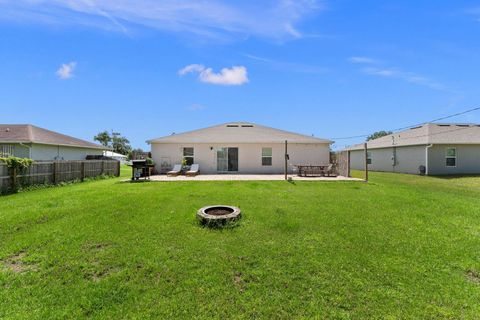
[0,156,33,171]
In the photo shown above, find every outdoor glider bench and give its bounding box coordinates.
[186,164,200,176]
[167,164,182,177]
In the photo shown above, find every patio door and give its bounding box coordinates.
[217,147,238,172]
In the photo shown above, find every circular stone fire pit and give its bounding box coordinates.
[197,205,241,226]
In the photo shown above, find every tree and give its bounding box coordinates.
[111,133,132,155]
[94,131,111,147]
[128,148,144,160]
[366,130,392,141]
[94,130,132,155]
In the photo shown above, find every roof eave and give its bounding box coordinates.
[2,140,109,150]
[148,140,332,144]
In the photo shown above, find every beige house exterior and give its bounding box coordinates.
[346,123,480,175]
[147,122,332,174]
[0,124,105,161]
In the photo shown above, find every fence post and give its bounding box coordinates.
[347,151,351,177]
[284,140,288,181]
[11,167,17,191]
[81,161,85,181]
[364,143,369,182]
[53,161,59,184]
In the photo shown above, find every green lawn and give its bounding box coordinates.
[1,168,480,319]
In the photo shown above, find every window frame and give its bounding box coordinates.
[0,145,14,157]
[445,147,457,168]
[367,151,372,165]
[182,147,194,166]
[261,147,272,166]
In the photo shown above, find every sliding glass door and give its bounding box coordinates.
[217,147,238,172]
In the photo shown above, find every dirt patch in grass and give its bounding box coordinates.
[1,251,38,273]
[466,270,480,284]
[36,215,49,224]
[233,271,245,292]
[83,242,111,252]
[85,266,118,282]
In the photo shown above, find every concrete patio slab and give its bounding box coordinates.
[147,174,362,182]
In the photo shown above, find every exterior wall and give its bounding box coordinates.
[30,144,103,161]
[151,143,330,174]
[428,144,480,175]
[350,145,426,174]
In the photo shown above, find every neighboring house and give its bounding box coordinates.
[147,122,332,174]
[346,123,480,175]
[0,124,106,160]
[103,150,128,164]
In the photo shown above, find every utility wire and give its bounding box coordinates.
[330,106,480,140]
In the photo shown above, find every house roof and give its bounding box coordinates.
[0,124,106,150]
[346,123,480,151]
[147,122,333,144]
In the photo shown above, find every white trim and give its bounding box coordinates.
[0,141,106,150]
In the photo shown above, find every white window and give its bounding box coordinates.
[262,148,272,166]
[367,151,372,165]
[183,147,194,166]
[445,147,456,167]
[0,145,14,157]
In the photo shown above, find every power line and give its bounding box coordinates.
[330,106,480,140]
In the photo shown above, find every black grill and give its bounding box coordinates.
[129,160,151,181]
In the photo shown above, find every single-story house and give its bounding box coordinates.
[103,150,128,164]
[0,124,106,160]
[346,123,480,175]
[147,122,332,174]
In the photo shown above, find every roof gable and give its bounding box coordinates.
[147,122,332,144]
[0,124,106,149]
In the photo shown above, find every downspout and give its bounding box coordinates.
[425,144,433,175]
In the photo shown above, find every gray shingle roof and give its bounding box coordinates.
[0,124,106,149]
[147,122,332,144]
[346,123,480,150]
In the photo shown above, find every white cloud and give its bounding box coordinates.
[348,56,378,64]
[188,103,205,111]
[244,53,327,74]
[179,64,248,86]
[466,7,480,21]
[178,64,205,76]
[56,61,77,79]
[348,56,447,91]
[362,67,445,90]
[0,0,322,41]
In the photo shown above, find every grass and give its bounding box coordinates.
[1,167,480,319]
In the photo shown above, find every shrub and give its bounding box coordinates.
[0,156,33,171]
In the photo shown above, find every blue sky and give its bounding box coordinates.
[1,0,480,150]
